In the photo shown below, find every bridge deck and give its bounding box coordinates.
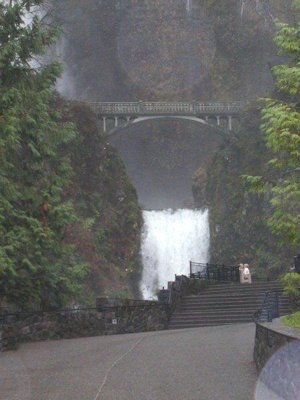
[89,101,244,116]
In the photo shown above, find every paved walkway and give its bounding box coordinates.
[1,323,257,400]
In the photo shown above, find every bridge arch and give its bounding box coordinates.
[103,115,231,138]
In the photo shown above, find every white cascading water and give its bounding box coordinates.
[186,0,192,15]
[140,209,210,299]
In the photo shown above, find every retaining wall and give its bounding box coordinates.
[0,301,168,352]
[254,320,300,400]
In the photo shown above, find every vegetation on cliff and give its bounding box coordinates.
[0,0,85,308]
[193,1,299,277]
[254,0,300,323]
[245,1,300,247]
[0,1,142,309]
[64,102,142,301]
[283,272,300,328]
[193,108,295,278]
[193,108,282,276]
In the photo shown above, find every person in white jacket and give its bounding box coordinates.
[239,263,252,284]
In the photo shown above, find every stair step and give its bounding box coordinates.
[178,306,289,312]
[172,309,283,316]
[169,317,253,325]
[179,303,290,310]
[181,295,288,302]
[181,295,270,302]
[179,304,261,310]
[194,285,283,294]
[185,285,283,291]
[168,322,250,329]
[168,312,290,329]
[180,300,270,307]
[171,309,290,320]
[184,287,284,296]
[190,289,283,296]
[167,281,290,329]
[169,319,253,325]
[196,286,282,291]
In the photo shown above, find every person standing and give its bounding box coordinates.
[239,263,252,284]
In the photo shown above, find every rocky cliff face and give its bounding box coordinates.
[53,0,292,101]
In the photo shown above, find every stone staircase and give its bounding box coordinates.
[168,281,291,329]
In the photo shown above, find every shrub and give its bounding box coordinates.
[282,273,300,310]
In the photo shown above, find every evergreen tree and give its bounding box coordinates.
[0,0,88,309]
[246,1,300,248]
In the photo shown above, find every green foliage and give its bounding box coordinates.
[282,272,300,301]
[245,3,300,247]
[282,272,300,314]
[242,175,266,194]
[194,104,294,273]
[62,102,143,300]
[0,1,88,309]
[283,311,300,329]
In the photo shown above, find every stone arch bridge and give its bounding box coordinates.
[89,101,245,135]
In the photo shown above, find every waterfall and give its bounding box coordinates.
[186,0,192,15]
[240,0,245,21]
[140,209,210,299]
[240,0,274,25]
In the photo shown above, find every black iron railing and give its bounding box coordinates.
[253,290,281,322]
[190,262,240,282]
[168,275,190,306]
[96,298,160,312]
[157,275,190,315]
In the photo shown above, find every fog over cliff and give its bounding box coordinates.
[52,0,293,209]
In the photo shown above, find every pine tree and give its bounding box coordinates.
[0,0,88,309]
[246,1,300,248]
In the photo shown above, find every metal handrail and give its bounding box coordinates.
[253,292,269,322]
[253,289,282,323]
[190,261,240,282]
[156,275,190,311]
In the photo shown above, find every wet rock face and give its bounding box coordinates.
[117,0,216,98]
[53,0,293,102]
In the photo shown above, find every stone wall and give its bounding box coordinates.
[254,320,300,400]
[0,301,169,352]
[254,322,296,371]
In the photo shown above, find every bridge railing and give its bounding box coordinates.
[89,101,245,116]
[157,275,190,316]
[253,290,281,322]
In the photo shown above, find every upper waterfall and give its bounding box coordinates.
[186,0,192,15]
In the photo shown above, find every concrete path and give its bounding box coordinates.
[1,323,257,400]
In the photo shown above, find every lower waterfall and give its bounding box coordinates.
[140,209,210,299]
